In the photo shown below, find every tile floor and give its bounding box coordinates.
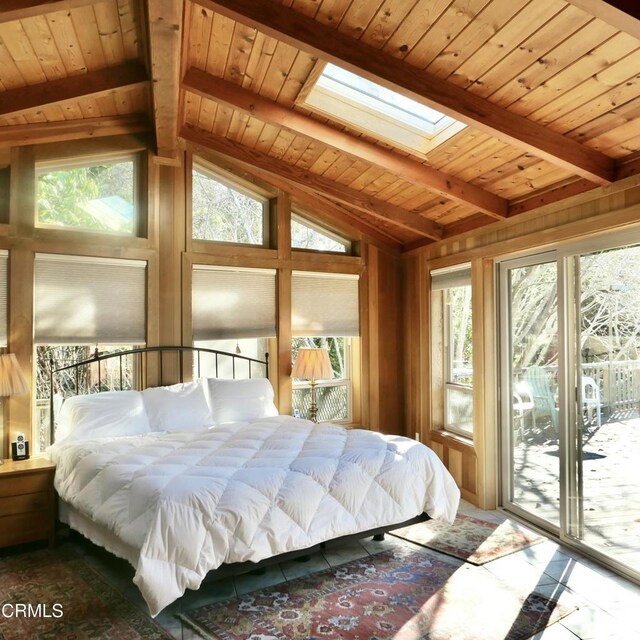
[77,500,640,640]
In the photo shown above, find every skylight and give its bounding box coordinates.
[318,64,450,134]
[299,63,465,157]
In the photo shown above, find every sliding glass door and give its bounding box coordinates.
[574,245,640,572]
[500,239,640,577]
[500,254,561,530]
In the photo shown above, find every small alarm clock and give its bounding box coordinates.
[11,432,30,461]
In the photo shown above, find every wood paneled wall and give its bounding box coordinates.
[403,174,640,508]
[0,136,406,458]
[362,243,404,434]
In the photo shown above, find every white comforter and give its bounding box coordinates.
[49,416,460,615]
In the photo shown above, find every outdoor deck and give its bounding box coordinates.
[513,411,640,573]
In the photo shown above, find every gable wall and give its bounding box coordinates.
[1,136,405,458]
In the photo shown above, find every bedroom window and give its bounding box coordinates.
[192,265,276,378]
[292,336,352,422]
[33,254,147,452]
[292,271,359,423]
[191,163,269,246]
[34,345,141,451]
[431,264,473,438]
[36,157,138,235]
[291,213,351,253]
[192,338,270,379]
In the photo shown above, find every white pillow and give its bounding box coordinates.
[141,379,213,432]
[207,378,279,424]
[56,390,151,443]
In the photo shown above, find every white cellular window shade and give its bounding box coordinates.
[192,265,276,340]
[34,254,146,344]
[292,271,359,337]
[431,263,472,290]
[0,251,7,347]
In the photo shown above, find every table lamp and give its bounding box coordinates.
[292,348,333,423]
[0,353,29,464]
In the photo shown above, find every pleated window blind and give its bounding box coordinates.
[34,254,146,344]
[292,271,359,337]
[430,263,472,290]
[192,265,276,340]
[0,251,7,348]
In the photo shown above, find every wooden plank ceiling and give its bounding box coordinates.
[1,0,640,248]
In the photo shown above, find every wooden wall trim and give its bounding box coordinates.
[6,249,33,457]
[34,135,150,164]
[366,245,380,431]
[0,116,151,150]
[277,268,292,416]
[185,250,364,274]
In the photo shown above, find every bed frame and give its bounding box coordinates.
[49,345,270,445]
[49,345,428,582]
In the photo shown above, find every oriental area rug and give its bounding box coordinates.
[181,546,575,640]
[391,513,545,565]
[0,547,170,640]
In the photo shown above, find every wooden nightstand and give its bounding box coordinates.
[0,457,56,549]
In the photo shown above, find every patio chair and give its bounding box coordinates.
[524,366,559,432]
[513,381,534,442]
[582,376,602,429]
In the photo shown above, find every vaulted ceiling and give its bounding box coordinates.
[1,0,640,249]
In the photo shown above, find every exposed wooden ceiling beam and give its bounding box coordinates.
[565,1,640,39]
[508,179,596,217]
[199,0,615,186]
[182,69,508,220]
[0,115,151,149]
[616,151,640,180]
[187,141,403,249]
[0,62,148,119]
[0,0,100,23]
[147,0,183,164]
[180,124,443,240]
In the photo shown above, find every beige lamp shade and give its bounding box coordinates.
[292,348,333,381]
[0,353,29,397]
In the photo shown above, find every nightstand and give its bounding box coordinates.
[0,457,56,549]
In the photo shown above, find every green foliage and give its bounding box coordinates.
[37,162,134,234]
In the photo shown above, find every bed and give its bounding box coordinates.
[46,346,460,616]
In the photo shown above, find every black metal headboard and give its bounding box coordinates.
[49,345,269,445]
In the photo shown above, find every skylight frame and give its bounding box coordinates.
[318,64,452,135]
[297,62,466,159]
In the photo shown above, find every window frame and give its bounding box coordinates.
[35,154,143,237]
[191,161,271,248]
[431,263,474,440]
[32,343,145,453]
